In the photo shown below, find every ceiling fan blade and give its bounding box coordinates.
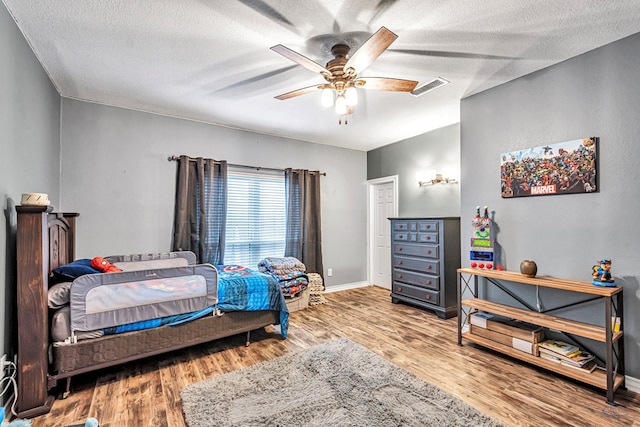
[356,77,418,92]
[343,26,397,74]
[270,45,331,76]
[274,84,323,100]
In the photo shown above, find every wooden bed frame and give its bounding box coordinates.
[15,206,281,417]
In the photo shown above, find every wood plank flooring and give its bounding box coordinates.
[29,286,639,426]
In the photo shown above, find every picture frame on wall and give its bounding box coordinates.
[500,137,598,198]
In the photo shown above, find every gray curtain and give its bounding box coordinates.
[284,168,324,278]
[172,156,228,264]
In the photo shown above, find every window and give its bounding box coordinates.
[224,169,286,267]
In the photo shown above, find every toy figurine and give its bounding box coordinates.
[473,206,492,238]
[470,206,495,270]
[90,256,122,273]
[592,259,615,287]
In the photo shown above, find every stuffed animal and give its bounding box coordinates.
[90,257,122,273]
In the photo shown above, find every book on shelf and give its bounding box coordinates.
[611,316,621,333]
[539,350,598,373]
[537,339,580,357]
[469,312,544,342]
[566,359,597,373]
[538,347,595,367]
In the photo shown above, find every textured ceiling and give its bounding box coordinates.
[5,0,640,151]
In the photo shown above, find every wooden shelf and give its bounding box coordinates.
[457,268,625,404]
[462,332,625,392]
[461,298,623,343]
[457,268,622,296]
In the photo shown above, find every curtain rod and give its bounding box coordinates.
[167,155,326,176]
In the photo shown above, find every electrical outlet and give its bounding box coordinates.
[327,268,333,277]
[0,354,6,381]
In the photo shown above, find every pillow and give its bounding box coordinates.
[48,281,72,309]
[50,306,71,342]
[51,259,101,280]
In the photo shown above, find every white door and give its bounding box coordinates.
[369,179,397,289]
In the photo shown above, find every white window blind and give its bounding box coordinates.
[224,169,286,268]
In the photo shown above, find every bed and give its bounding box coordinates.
[15,206,288,418]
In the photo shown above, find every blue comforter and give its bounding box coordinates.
[104,265,289,338]
[216,265,289,337]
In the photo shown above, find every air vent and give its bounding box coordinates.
[411,77,449,97]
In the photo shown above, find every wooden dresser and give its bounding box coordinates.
[389,217,461,319]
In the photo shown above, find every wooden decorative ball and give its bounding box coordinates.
[520,260,537,277]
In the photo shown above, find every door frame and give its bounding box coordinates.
[366,175,399,287]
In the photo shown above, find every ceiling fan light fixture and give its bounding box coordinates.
[345,86,358,106]
[321,88,334,107]
[335,95,347,115]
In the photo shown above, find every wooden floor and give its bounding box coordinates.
[29,286,639,427]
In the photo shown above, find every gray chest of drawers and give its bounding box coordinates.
[389,217,461,319]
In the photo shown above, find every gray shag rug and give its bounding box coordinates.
[181,338,504,427]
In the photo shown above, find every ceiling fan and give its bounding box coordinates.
[270,27,418,124]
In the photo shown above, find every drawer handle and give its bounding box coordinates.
[426,265,431,269]
[399,225,406,229]
[426,250,431,254]
[397,260,403,265]
[398,234,405,239]
[426,225,431,229]
[425,280,431,285]
[397,274,403,279]
[397,246,403,251]
[398,287,403,292]
[425,236,431,240]
[425,294,431,300]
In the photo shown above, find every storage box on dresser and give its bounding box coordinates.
[389,217,461,319]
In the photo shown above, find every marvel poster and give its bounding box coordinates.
[501,137,598,198]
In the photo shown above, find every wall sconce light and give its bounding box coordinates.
[419,173,457,186]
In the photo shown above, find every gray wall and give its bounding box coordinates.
[59,99,367,287]
[367,123,461,217]
[461,33,640,378]
[0,3,61,384]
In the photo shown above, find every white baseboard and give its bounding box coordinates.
[625,374,640,394]
[324,281,370,293]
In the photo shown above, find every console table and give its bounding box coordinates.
[457,268,624,404]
